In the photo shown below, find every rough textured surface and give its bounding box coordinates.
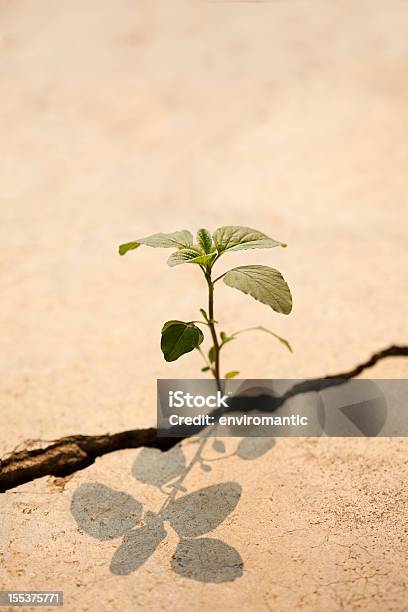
[2,436,408,611]
[2,350,407,492]
[1,0,408,454]
[1,1,408,610]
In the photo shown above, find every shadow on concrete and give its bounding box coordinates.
[71,433,274,582]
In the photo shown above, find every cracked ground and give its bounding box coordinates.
[1,1,408,610]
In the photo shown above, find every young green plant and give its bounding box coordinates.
[119,226,293,390]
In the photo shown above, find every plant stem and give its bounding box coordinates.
[229,326,293,353]
[212,272,227,284]
[159,269,222,513]
[205,270,221,392]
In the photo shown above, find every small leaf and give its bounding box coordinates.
[161,320,204,362]
[163,482,242,538]
[276,335,292,352]
[213,226,286,254]
[71,482,143,540]
[220,331,234,347]
[201,366,210,372]
[119,230,193,255]
[200,308,209,322]
[167,249,216,267]
[132,446,186,487]
[212,439,226,453]
[223,265,292,314]
[118,241,140,256]
[197,228,213,254]
[171,538,243,583]
[225,370,240,379]
[208,347,215,364]
[167,247,201,266]
[196,252,217,265]
[200,463,212,472]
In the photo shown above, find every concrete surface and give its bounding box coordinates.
[2,436,408,611]
[1,1,408,610]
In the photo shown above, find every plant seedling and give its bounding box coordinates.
[119,226,293,389]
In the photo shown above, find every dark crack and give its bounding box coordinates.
[326,345,408,379]
[0,429,182,492]
[1,344,407,493]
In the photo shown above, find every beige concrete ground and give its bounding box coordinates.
[2,437,408,611]
[1,1,408,610]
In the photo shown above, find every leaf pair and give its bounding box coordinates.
[119,225,293,368]
[119,224,286,267]
[119,226,292,315]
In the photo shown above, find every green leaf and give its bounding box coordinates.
[219,331,234,347]
[208,347,216,364]
[201,366,210,372]
[200,309,209,322]
[192,252,217,265]
[167,247,200,266]
[225,370,240,379]
[212,226,286,255]
[119,230,193,255]
[223,265,292,314]
[197,228,213,254]
[118,241,141,256]
[167,248,217,267]
[161,320,204,362]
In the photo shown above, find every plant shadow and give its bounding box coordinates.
[71,430,275,583]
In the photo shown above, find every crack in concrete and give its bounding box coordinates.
[1,344,407,493]
[0,429,182,492]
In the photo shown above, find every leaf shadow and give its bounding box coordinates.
[132,445,186,489]
[71,432,276,583]
[163,482,242,538]
[71,482,142,540]
[110,511,167,575]
[171,537,243,583]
